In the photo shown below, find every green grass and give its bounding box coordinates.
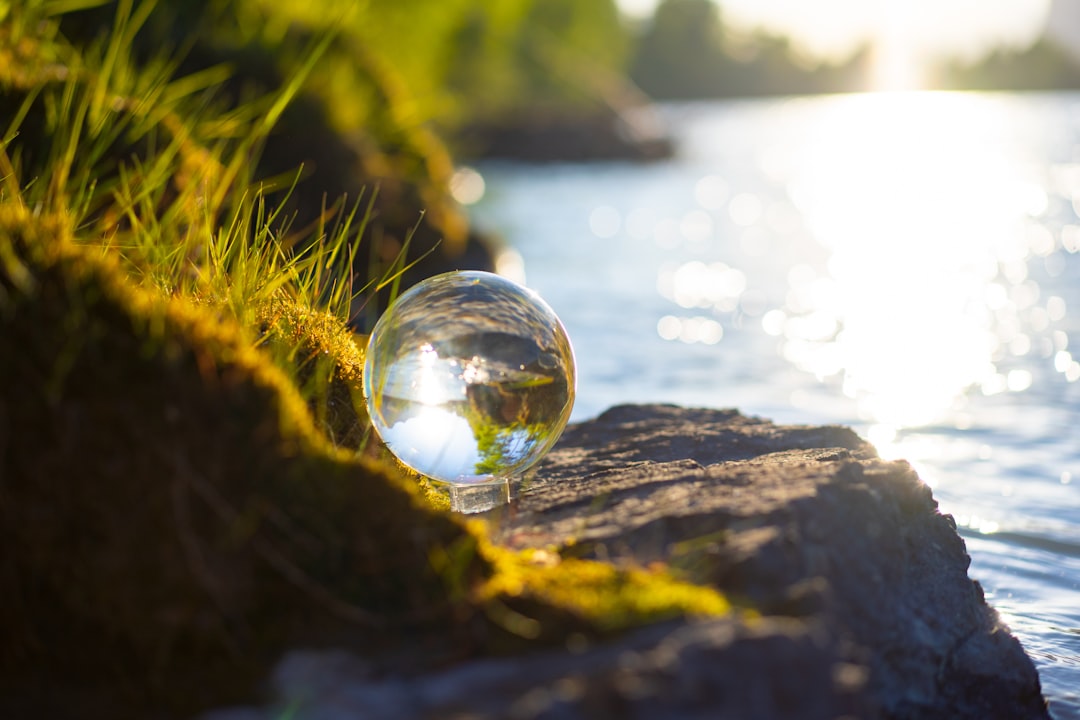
[2,1,472,446]
[3,0,380,445]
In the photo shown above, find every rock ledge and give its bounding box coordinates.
[212,404,1049,720]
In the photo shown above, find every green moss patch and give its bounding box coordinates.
[256,295,370,449]
[477,541,730,644]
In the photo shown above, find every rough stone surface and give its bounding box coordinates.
[209,404,1050,720]
[200,617,871,720]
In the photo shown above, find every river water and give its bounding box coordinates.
[468,91,1080,718]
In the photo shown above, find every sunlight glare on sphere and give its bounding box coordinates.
[363,271,576,508]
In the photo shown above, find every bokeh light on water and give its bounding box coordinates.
[776,93,1069,436]
[627,93,1080,460]
[472,94,1080,438]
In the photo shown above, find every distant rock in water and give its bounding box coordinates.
[210,404,1050,719]
[456,104,673,163]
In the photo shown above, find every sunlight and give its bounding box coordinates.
[871,2,921,91]
[402,343,469,407]
[414,343,448,406]
[720,0,1051,66]
[783,93,1043,428]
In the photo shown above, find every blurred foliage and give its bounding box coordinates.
[10,0,633,302]
[443,0,629,120]
[629,0,729,97]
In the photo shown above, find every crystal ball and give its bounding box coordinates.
[363,270,575,491]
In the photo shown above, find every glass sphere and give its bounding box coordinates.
[363,271,575,492]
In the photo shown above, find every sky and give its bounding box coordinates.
[618,0,1054,63]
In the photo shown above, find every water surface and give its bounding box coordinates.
[470,91,1080,718]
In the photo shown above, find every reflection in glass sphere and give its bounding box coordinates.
[363,271,575,512]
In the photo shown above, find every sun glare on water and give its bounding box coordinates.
[778,92,1052,448]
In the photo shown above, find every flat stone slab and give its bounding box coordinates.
[209,404,1049,719]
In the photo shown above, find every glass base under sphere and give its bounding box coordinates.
[446,478,511,514]
[363,271,575,512]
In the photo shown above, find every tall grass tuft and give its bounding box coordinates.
[0,0,440,448]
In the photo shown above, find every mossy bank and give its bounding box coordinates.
[0,205,477,712]
[0,207,730,717]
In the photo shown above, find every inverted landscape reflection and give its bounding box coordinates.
[470,91,1080,717]
[363,271,576,513]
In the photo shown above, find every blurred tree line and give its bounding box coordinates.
[934,40,1080,92]
[627,0,871,98]
[627,0,1080,98]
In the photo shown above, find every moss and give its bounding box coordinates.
[255,295,370,449]
[478,540,731,637]
[0,204,486,714]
